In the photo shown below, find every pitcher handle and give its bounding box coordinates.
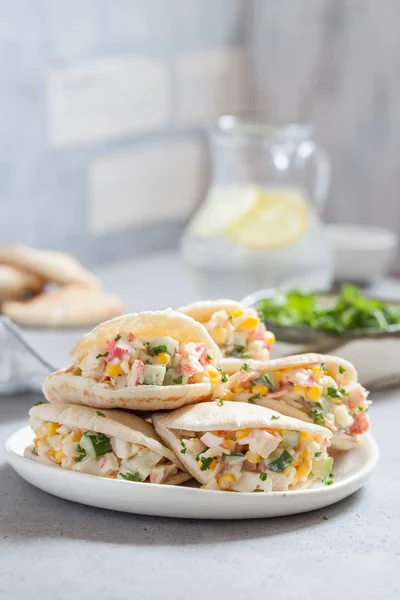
[312,143,331,215]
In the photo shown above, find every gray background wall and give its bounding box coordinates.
[1,0,399,268]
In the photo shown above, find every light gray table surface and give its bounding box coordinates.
[1,252,399,600]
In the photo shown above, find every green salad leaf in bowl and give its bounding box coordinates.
[255,285,400,335]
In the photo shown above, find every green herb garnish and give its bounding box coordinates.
[259,472,268,481]
[120,472,142,482]
[96,352,109,359]
[255,285,400,334]
[339,365,346,374]
[358,406,367,412]
[327,386,341,399]
[149,345,168,356]
[96,411,105,417]
[271,415,280,420]
[320,363,328,372]
[215,399,224,406]
[206,354,212,360]
[220,372,228,383]
[33,400,45,406]
[180,440,187,454]
[199,457,214,471]
[253,488,264,492]
[241,363,250,371]
[339,387,349,396]
[226,345,246,358]
[314,451,322,457]
[322,515,329,520]
[248,392,261,403]
[309,409,325,426]
[31,447,38,455]
[114,335,121,342]
[74,445,86,463]
[173,375,183,385]
[324,472,334,486]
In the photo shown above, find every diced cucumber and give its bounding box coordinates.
[143,364,166,386]
[119,449,162,482]
[148,337,178,356]
[311,456,333,479]
[232,331,247,347]
[319,397,333,414]
[281,430,300,449]
[254,372,277,392]
[80,432,112,457]
[163,367,183,386]
[267,449,293,472]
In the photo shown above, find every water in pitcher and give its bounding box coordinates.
[181,118,333,299]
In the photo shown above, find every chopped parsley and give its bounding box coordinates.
[33,400,45,406]
[145,359,152,364]
[327,386,341,399]
[215,399,224,406]
[358,406,367,412]
[314,451,322,457]
[241,363,250,371]
[74,445,86,463]
[339,387,349,396]
[199,457,214,471]
[150,344,168,356]
[271,415,280,420]
[220,371,228,383]
[339,365,346,374]
[96,352,109,359]
[320,363,328,372]
[114,335,121,342]
[96,411,105,417]
[226,345,246,358]
[253,488,264,492]
[259,472,268,481]
[248,392,261,403]
[173,375,183,385]
[31,447,38,456]
[228,315,233,320]
[120,472,142,482]
[322,515,329,521]
[180,440,187,454]
[324,472,335,486]
[309,409,325,426]
[206,354,213,360]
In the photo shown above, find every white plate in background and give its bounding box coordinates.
[6,426,379,520]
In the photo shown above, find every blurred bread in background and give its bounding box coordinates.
[0,244,124,328]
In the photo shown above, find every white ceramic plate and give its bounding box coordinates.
[6,426,379,520]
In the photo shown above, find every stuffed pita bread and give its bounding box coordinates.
[26,402,191,486]
[43,310,223,411]
[178,300,275,374]
[152,401,333,492]
[226,353,370,450]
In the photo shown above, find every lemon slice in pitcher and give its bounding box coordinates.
[227,187,310,249]
[190,185,259,238]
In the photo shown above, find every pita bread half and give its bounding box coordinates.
[178,299,271,374]
[0,265,44,301]
[43,367,213,411]
[28,403,190,482]
[152,401,332,487]
[2,285,124,328]
[0,244,98,288]
[226,353,358,387]
[71,309,220,362]
[152,400,332,436]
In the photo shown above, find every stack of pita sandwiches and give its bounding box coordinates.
[0,244,124,327]
[26,300,371,493]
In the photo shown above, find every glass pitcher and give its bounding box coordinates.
[181,116,333,299]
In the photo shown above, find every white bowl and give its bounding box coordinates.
[325,224,397,283]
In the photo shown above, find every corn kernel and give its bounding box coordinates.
[221,438,234,449]
[230,309,244,318]
[106,364,123,377]
[34,438,40,450]
[311,366,322,382]
[47,449,56,457]
[155,352,170,365]
[265,332,276,345]
[206,366,221,386]
[54,450,66,463]
[297,460,312,479]
[223,389,233,401]
[245,450,261,464]
[71,432,81,443]
[46,422,59,437]
[307,386,322,401]
[232,385,246,394]
[299,431,309,443]
[217,473,236,489]
[251,384,268,396]
[273,370,282,381]
[238,316,259,330]
[292,385,306,397]
[200,485,206,489]
[236,428,251,440]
